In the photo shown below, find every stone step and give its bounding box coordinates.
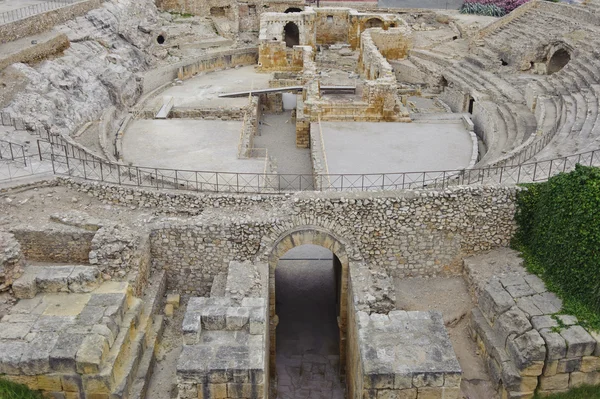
[129,315,165,399]
[13,265,101,299]
[80,298,143,395]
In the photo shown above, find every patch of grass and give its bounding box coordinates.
[0,378,43,399]
[533,385,600,398]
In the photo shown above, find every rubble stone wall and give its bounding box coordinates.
[59,179,519,296]
[10,227,94,264]
[369,27,412,60]
[315,8,351,45]
[0,0,104,44]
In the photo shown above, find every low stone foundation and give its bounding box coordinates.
[467,253,600,398]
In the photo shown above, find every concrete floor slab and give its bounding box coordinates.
[122,119,265,174]
[315,121,474,175]
[160,66,273,109]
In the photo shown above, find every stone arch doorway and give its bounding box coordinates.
[547,48,571,74]
[285,7,302,13]
[284,21,300,48]
[268,226,349,384]
[364,17,384,29]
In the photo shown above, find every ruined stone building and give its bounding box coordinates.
[1,0,600,398]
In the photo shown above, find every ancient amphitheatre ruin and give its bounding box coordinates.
[1,0,600,398]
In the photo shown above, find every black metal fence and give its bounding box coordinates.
[38,137,600,193]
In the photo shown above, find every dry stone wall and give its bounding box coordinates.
[59,178,519,297]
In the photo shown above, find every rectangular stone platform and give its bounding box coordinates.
[355,310,462,399]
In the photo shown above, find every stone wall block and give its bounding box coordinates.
[560,326,596,358]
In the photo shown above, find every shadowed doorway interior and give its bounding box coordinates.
[275,244,345,398]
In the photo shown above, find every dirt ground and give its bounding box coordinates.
[395,276,498,399]
[145,298,185,399]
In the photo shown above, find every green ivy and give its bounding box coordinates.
[512,165,600,331]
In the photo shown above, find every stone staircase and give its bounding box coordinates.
[1,269,166,399]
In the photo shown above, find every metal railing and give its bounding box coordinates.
[0,140,55,182]
[0,140,27,166]
[38,136,600,193]
[0,0,83,25]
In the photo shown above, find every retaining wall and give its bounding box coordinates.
[0,0,104,44]
[58,179,519,296]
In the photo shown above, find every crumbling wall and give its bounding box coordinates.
[10,226,94,264]
[348,10,400,49]
[316,8,351,45]
[177,48,259,81]
[258,42,305,72]
[0,232,25,291]
[369,27,412,60]
[258,8,317,48]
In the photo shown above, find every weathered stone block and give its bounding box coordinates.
[378,389,417,399]
[530,292,562,315]
[12,273,37,298]
[37,373,62,391]
[0,321,33,339]
[531,315,558,331]
[505,283,536,299]
[394,374,412,389]
[248,307,265,335]
[478,280,514,323]
[167,293,180,309]
[412,372,443,387]
[493,307,532,344]
[417,387,460,399]
[61,374,83,392]
[557,358,581,374]
[539,373,569,391]
[0,341,28,374]
[560,326,596,358]
[201,307,227,330]
[540,330,567,361]
[76,334,108,374]
[543,361,558,377]
[225,307,249,330]
[523,275,546,294]
[20,332,59,375]
[580,356,600,372]
[507,330,546,372]
[364,374,394,389]
[443,372,461,387]
[182,312,202,345]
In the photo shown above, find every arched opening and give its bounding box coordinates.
[364,18,384,29]
[284,7,302,13]
[156,35,165,45]
[268,226,349,391]
[283,21,300,48]
[547,48,571,74]
[275,245,344,397]
[468,96,475,114]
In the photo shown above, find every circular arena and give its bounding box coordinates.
[1,0,600,399]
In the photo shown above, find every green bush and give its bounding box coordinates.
[513,165,600,329]
[0,378,42,399]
